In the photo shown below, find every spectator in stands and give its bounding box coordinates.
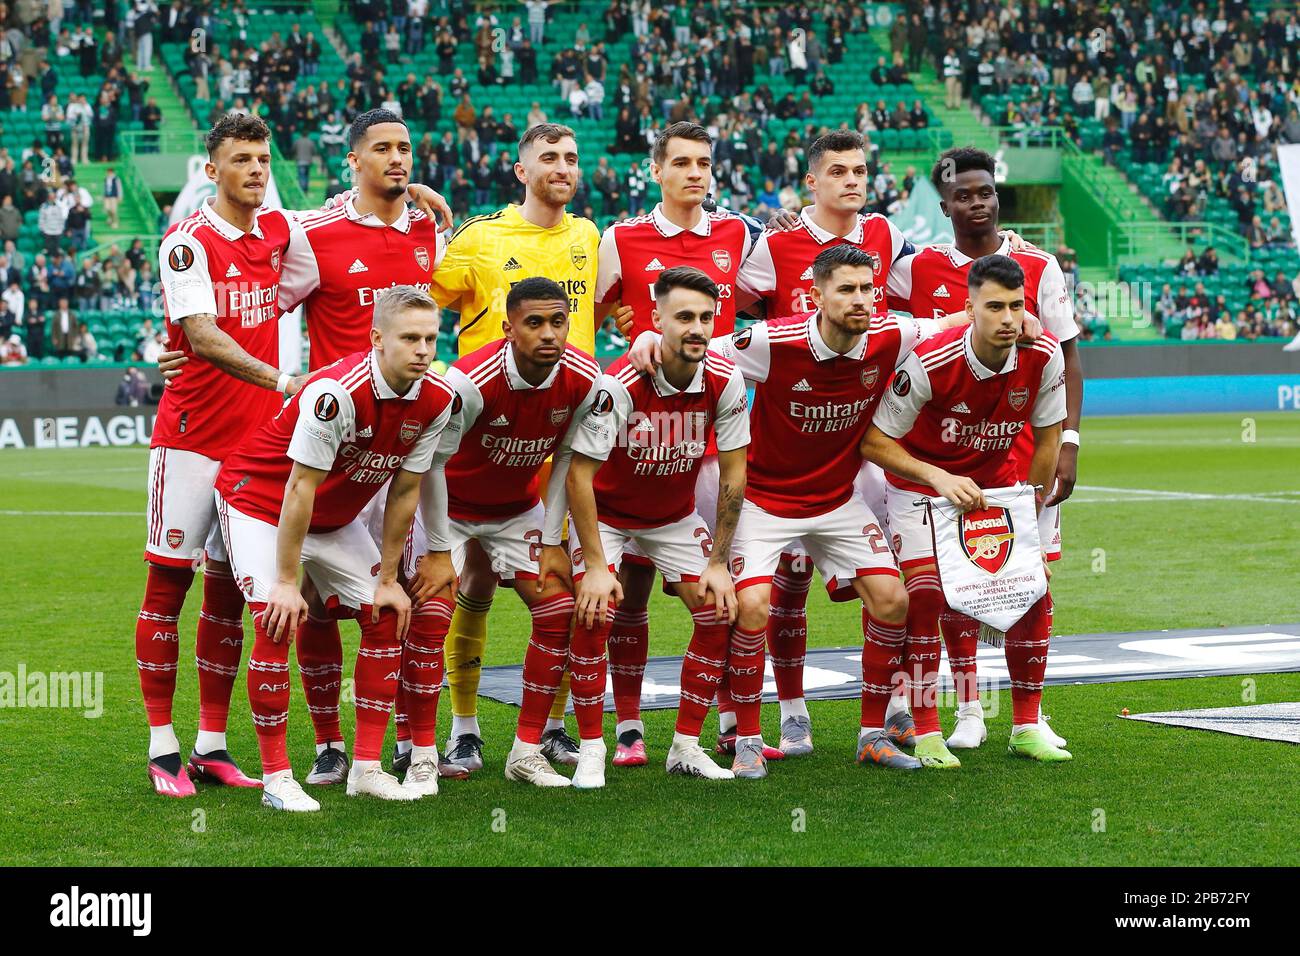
[49,298,76,357]
[73,320,96,362]
[23,293,45,359]
[93,92,118,161]
[0,196,19,244]
[74,255,99,306]
[525,1,549,46]
[810,70,833,97]
[625,160,646,215]
[293,130,316,193]
[136,261,155,312]
[38,196,65,256]
[0,300,11,342]
[2,333,27,365]
[133,0,158,73]
[141,330,165,364]
[1197,247,1220,276]
[472,154,494,208]
[447,167,471,217]
[116,367,151,405]
[453,93,477,143]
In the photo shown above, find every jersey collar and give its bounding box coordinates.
[504,341,560,390]
[800,206,864,244]
[369,349,424,400]
[651,359,706,396]
[200,196,264,241]
[962,325,1017,379]
[652,203,711,238]
[806,311,868,361]
[948,235,1010,268]
[345,195,412,233]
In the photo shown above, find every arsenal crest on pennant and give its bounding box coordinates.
[711,249,732,272]
[959,506,1015,575]
[414,246,430,271]
[399,420,422,445]
[1008,387,1029,411]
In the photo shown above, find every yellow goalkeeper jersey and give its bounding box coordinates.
[431,203,601,356]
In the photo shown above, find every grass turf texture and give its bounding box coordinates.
[1,412,1297,866]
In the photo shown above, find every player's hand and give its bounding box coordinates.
[321,187,355,210]
[372,578,412,641]
[932,472,986,512]
[409,550,456,603]
[1016,313,1043,343]
[1044,442,1078,507]
[767,207,800,231]
[627,330,663,373]
[1042,556,1053,582]
[697,561,738,624]
[575,565,622,629]
[284,373,310,396]
[158,349,187,385]
[535,544,573,594]
[613,303,635,339]
[407,183,454,232]
[264,581,308,644]
[1002,229,1037,252]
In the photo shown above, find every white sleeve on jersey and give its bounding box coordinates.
[400,395,454,474]
[159,230,217,322]
[594,225,623,305]
[568,373,631,462]
[885,250,915,307]
[432,366,482,464]
[873,351,932,439]
[886,217,907,264]
[276,214,322,312]
[736,231,777,299]
[286,378,354,470]
[712,365,751,452]
[708,322,772,382]
[542,375,603,545]
[1036,256,1078,343]
[1031,345,1068,427]
[738,216,755,264]
[888,314,930,366]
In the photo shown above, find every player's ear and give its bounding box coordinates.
[809,282,823,310]
[650,308,663,333]
[204,160,218,185]
[513,161,526,185]
[370,324,383,350]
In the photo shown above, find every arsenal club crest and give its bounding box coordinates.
[865,251,882,275]
[414,246,430,271]
[730,556,745,576]
[711,249,732,273]
[570,245,588,269]
[550,406,570,426]
[1008,387,1029,411]
[399,419,422,445]
[572,547,584,568]
[166,528,184,549]
[959,506,1015,575]
[271,248,281,273]
[861,365,880,389]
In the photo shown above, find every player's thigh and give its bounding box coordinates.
[457,536,497,600]
[302,518,383,614]
[801,495,898,602]
[632,511,713,587]
[146,446,221,569]
[616,552,657,605]
[854,460,889,526]
[479,502,549,586]
[693,455,719,532]
[849,571,909,624]
[214,493,280,607]
[884,484,938,573]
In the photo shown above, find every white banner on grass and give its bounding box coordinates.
[925,483,1047,633]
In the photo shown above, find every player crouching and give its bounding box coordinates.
[862,255,1072,766]
[214,287,457,810]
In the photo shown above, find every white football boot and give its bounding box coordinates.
[347,763,420,801]
[504,741,572,788]
[571,740,607,790]
[946,700,989,749]
[401,753,441,798]
[1038,710,1068,749]
[666,736,735,780]
[261,770,321,812]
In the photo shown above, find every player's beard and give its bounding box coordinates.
[534,178,576,208]
[381,181,407,200]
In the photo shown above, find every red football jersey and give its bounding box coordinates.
[442,339,601,522]
[154,200,294,460]
[278,199,446,368]
[738,208,906,316]
[567,353,750,529]
[216,349,456,532]
[595,204,754,340]
[873,325,1067,496]
[710,311,925,519]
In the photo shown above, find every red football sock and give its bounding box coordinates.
[728,622,767,738]
[716,669,735,721]
[940,609,980,705]
[296,614,344,745]
[1004,594,1052,727]
[195,566,245,734]
[516,594,575,744]
[246,606,292,775]
[569,602,613,741]
[135,564,194,728]
[403,597,452,748]
[676,607,730,737]
[861,610,906,729]
[394,683,411,743]
[352,608,403,762]
[768,558,812,701]
[903,570,944,737]
[607,605,648,724]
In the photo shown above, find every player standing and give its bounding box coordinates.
[429,124,601,772]
[592,122,755,767]
[215,287,457,809]
[863,255,1072,766]
[136,114,306,797]
[885,148,1081,750]
[549,266,750,787]
[409,277,601,788]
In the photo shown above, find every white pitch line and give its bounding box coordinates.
[1075,485,1300,505]
[0,509,139,517]
[10,466,143,478]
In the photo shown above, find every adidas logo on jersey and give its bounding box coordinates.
[950,401,971,413]
[933,284,951,298]
[357,425,373,437]
[490,414,510,427]
[225,263,241,278]
[800,266,814,280]
[503,257,522,271]
[348,258,368,274]
[792,378,813,392]
[644,257,665,271]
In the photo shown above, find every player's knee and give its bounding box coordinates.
[870,581,909,626]
[737,587,769,632]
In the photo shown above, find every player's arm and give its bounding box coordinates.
[699,445,745,623]
[594,224,632,337]
[181,312,306,394]
[566,452,619,628]
[1036,258,1082,506]
[1029,341,1068,511]
[395,393,456,607]
[412,374,478,602]
[373,470,418,638]
[265,460,326,643]
[1027,423,1061,516]
[320,184,454,232]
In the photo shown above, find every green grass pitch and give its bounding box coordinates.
[1,412,1297,866]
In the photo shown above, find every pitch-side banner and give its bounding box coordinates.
[1277,144,1300,253]
[925,483,1047,632]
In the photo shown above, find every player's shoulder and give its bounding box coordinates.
[561,344,601,382]
[915,325,967,368]
[766,312,813,342]
[1022,330,1061,361]
[296,204,349,234]
[163,208,207,243]
[567,212,601,241]
[604,353,645,390]
[703,349,737,381]
[420,367,458,402]
[321,350,373,392]
[452,338,507,383]
[604,212,656,237]
[253,205,292,233]
[447,208,507,244]
[867,311,911,334]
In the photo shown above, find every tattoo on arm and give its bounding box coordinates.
[182,313,284,391]
[711,475,744,561]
